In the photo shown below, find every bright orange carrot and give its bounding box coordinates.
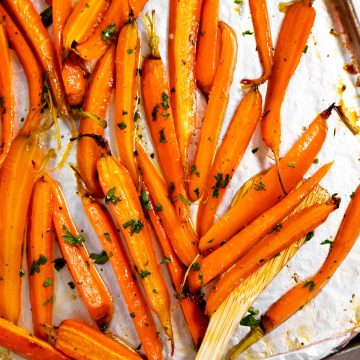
[0,136,43,323]
[197,86,262,235]
[261,0,315,163]
[200,105,333,248]
[189,22,237,201]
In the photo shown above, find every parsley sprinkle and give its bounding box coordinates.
[43,277,51,287]
[42,296,54,306]
[53,258,66,271]
[305,231,314,242]
[117,122,127,130]
[190,165,200,177]
[134,110,141,121]
[191,263,201,271]
[303,45,309,54]
[30,254,48,275]
[303,280,315,292]
[161,92,169,109]
[161,257,171,264]
[122,219,144,235]
[212,173,230,198]
[90,251,109,265]
[141,191,152,211]
[159,128,167,143]
[19,269,25,277]
[140,270,151,279]
[130,312,136,318]
[62,226,85,246]
[288,162,296,168]
[321,239,334,248]
[313,158,319,164]
[169,183,175,194]
[127,49,133,54]
[234,0,243,4]
[122,110,128,115]
[40,7,53,28]
[105,187,121,205]
[253,181,267,191]
[350,192,355,199]
[161,112,170,119]
[101,23,116,44]
[180,194,191,206]
[152,104,160,121]
[242,30,253,36]
[155,203,163,211]
[240,312,260,327]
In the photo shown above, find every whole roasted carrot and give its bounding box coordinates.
[206,199,339,315]
[241,0,273,85]
[77,44,115,198]
[197,86,262,235]
[189,21,237,201]
[0,136,43,323]
[261,0,315,163]
[142,12,190,222]
[189,162,333,292]
[200,105,334,249]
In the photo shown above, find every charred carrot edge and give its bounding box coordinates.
[261,0,315,163]
[77,44,115,198]
[200,106,333,249]
[46,175,113,326]
[54,320,142,360]
[115,18,140,185]
[168,0,203,170]
[189,21,237,201]
[197,86,262,236]
[241,0,273,85]
[195,0,220,94]
[97,154,173,340]
[0,136,43,323]
[206,199,339,315]
[142,12,190,222]
[136,140,199,267]
[189,162,333,292]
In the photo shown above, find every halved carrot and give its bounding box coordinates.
[189,22,237,201]
[200,105,333,249]
[197,86,262,236]
[0,136,43,323]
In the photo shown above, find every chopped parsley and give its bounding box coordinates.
[90,250,109,265]
[141,191,152,211]
[117,122,127,130]
[62,226,85,246]
[104,232,111,242]
[122,219,144,235]
[105,187,121,205]
[191,262,201,271]
[287,162,296,168]
[240,307,260,327]
[161,92,169,109]
[303,280,315,292]
[212,173,230,198]
[321,239,334,248]
[305,230,314,242]
[152,104,160,121]
[161,257,171,264]
[303,45,309,54]
[253,181,267,191]
[130,312,136,318]
[190,165,200,177]
[101,23,116,44]
[350,192,355,199]
[134,110,141,121]
[127,49,133,54]
[53,258,66,272]
[40,7,53,28]
[30,254,48,275]
[180,194,191,205]
[42,296,54,306]
[19,268,25,277]
[43,277,51,287]
[155,203,163,211]
[242,30,253,36]
[140,270,151,279]
[159,128,167,143]
[313,158,319,164]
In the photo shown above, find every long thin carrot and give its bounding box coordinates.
[200,105,334,249]
[189,21,237,201]
[197,86,262,236]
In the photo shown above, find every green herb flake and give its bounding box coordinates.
[42,296,54,306]
[161,112,170,119]
[152,104,160,121]
[161,92,169,110]
[161,257,171,264]
[130,312,136,318]
[90,250,109,265]
[253,181,267,191]
[127,49,133,54]
[169,182,175,194]
[122,219,144,235]
[53,258,66,272]
[62,226,85,246]
[303,280,316,292]
[190,165,200,177]
[159,128,167,143]
[242,30,253,36]
[212,173,230,198]
[313,158,319,164]
[248,306,259,315]
[141,191,152,211]
[117,122,127,130]
[350,192,355,199]
[105,187,121,205]
[191,262,201,271]
[122,110,128,115]
[155,203,163,211]
[134,110,141,122]
[321,239,334,248]
[43,277,52,287]
[305,230,314,242]
[303,45,309,54]
[68,281,75,289]
[40,6,53,28]
[30,254,48,275]
[19,268,25,277]
[180,194,191,206]
[240,313,260,327]
[104,232,111,242]
[140,269,151,279]
[234,0,243,4]
[101,23,116,44]
[287,162,296,168]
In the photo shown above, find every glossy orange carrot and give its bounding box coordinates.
[168,0,203,169]
[0,136,43,323]
[241,0,273,85]
[200,106,333,248]
[189,162,333,291]
[189,22,237,201]
[142,12,189,222]
[261,0,315,163]
[197,86,262,236]
[114,18,140,185]
[97,154,173,340]
[47,175,113,326]
[195,0,220,94]
[54,320,141,360]
[136,141,199,266]
[206,200,339,315]
[77,44,115,198]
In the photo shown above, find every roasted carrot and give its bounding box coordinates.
[241,0,273,85]
[200,105,333,249]
[168,0,203,169]
[0,136,43,323]
[47,175,113,326]
[97,154,173,340]
[197,86,262,235]
[136,140,199,266]
[54,320,141,360]
[189,162,333,292]
[261,0,315,163]
[114,17,140,185]
[206,199,339,315]
[77,44,115,198]
[142,12,190,222]
[189,22,237,201]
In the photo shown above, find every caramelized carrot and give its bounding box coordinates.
[206,200,339,315]
[197,86,262,235]
[261,0,315,163]
[241,0,273,85]
[189,22,237,201]
[189,163,333,292]
[77,44,115,198]
[0,136,43,323]
[200,106,333,248]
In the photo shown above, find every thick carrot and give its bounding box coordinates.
[261,0,315,163]
[189,22,237,201]
[200,106,333,248]
[0,136,43,323]
[77,44,115,198]
[197,86,262,235]
[189,162,333,291]
[206,200,339,315]
[241,0,273,85]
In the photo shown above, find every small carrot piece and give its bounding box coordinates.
[54,320,142,360]
[241,0,273,85]
[189,162,333,292]
[189,22,237,201]
[0,136,43,323]
[261,0,315,163]
[200,106,333,249]
[77,44,115,198]
[197,86,262,235]
[206,200,339,315]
